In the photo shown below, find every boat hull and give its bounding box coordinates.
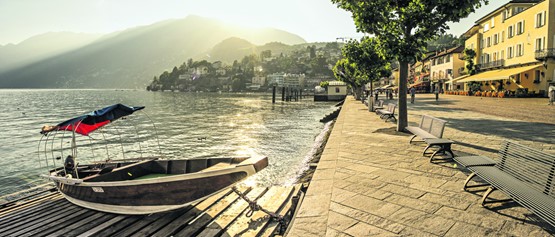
[50,156,267,214]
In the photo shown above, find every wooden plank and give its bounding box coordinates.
[196,187,269,237]
[76,215,127,237]
[0,194,63,224]
[220,186,294,237]
[0,201,75,234]
[0,190,57,214]
[87,215,143,237]
[152,188,237,237]
[173,187,265,237]
[58,213,117,237]
[15,208,93,237]
[127,206,192,237]
[260,184,303,237]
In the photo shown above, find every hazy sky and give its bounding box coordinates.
[0,0,508,45]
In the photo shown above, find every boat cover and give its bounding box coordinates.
[41,104,144,136]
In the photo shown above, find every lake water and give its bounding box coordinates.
[0,90,335,196]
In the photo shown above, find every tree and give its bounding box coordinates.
[340,37,391,100]
[332,0,489,131]
[463,48,477,75]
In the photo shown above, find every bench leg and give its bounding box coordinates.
[408,135,417,144]
[481,186,497,206]
[462,173,490,191]
[422,145,432,156]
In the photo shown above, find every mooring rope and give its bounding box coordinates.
[231,186,287,232]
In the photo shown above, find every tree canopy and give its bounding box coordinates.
[332,0,489,131]
[333,37,391,98]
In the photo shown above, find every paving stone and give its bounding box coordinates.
[384,194,442,214]
[379,184,426,199]
[288,216,328,237]
[343,222,399,237]
[327,211,359,232]
[341,194,402,218]
[419,192,471,210]
[329,202,405,234]
[305,179,333,196]
[389,207,456,236]
[342,184,392,200]
[331,187,358,203]
[325,227,354,237]
[434,206,507,230]
[312,168,336,180]
[296,193,331,218]
[444,222,504,237]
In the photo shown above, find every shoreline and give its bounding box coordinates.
[296,120,335,184]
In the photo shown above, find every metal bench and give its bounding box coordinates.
[465,141,555,227]
[372,100,384,113]
[376,103,396,122]
[405,115,447,143]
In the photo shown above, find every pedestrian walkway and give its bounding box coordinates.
[288,95,555,236]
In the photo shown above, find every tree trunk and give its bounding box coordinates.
[397,61,408,132]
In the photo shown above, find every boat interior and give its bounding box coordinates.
[51,157,250,182]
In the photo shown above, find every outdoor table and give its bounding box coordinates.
[422,138,455,162]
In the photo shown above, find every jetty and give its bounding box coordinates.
[0,184,304,236]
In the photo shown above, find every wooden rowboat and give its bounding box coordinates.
[46,156,268,215]
[38,104,268,214]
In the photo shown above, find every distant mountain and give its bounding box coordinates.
[0,32,101,72]
[0,15,306,88]
[204,37,257,63]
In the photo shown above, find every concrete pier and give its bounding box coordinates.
[289,94,555,236]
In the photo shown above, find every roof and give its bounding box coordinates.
[461,0,541,38]
[430,46,464,59]
[475,0,540,25]
[329,81,347,86]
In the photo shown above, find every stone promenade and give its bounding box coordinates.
[288,94,555,236]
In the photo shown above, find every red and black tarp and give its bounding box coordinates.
[41,104,144,136]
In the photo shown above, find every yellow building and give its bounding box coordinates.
[430,46,466,92]
[460,0,554,97]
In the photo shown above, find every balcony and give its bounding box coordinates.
[476,59,505,71]
[535,49,555,61]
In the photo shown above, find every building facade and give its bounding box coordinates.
[460,0,554,96]
[430,46,466,92]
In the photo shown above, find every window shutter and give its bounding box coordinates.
[544,11,547,26]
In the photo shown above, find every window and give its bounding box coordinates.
[501,31,505,42]
[484,23,490,32]
[502,10,508,22]
[446,55,450,63]
[516,44,524,57]
[536,38,543,51]
[493,52,497,61]
[335,87,340,93]
[515,73,521,84]
[536,11,547,28]
[508,46,514,58]
[534,70,541,83]
[487,37,491,47]
[491,17,495,28]
[508,25,514,38]
[501,50,505,59]
[494,34,499,45]
[517,21,525,35]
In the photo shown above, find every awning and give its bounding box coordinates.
[382,85,393,89]
[40,104,145,136]
[446,75,470,84]
[458,65,541,83]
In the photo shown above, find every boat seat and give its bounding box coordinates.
[200,162,230,172]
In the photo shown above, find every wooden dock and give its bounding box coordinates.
[0,184,304,237]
